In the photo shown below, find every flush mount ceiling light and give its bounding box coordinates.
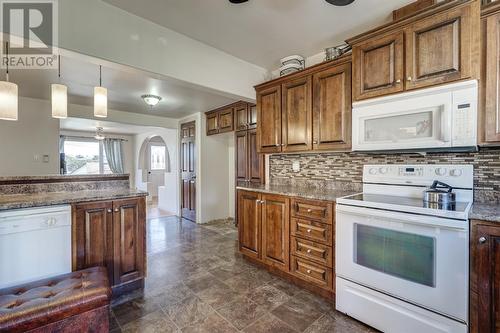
[229,0,248,3]
[94,127,105,140]
[0,42,18,121]
[94,65,108,118]
[141,94,162,108]
[325,0,355,5]
[51,55,68,119]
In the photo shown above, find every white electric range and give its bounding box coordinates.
[336,164,473,333]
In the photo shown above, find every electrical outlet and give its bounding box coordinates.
[292,161,300,172]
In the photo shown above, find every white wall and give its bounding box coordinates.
[0,97,60,176]
[134,128,179,215]
[59,0,268,100]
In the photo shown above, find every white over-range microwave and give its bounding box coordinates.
[352,80,478,152]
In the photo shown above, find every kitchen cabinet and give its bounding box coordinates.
[249,104,258,129]
[218,108,234,133]
[206,112,219,135]
[72,196,146,294]
[480,3,500,143]
[257,85,282,153]
[349,0,480,101]
[256,56,352,153]
[235,130,264,184]
[205,101,255,136]
[261,194,290,271]
[237,190,335,296]
[470,219,500,333]
[235,104,249,131]
[281,76,312,152]
[237,191,261,259]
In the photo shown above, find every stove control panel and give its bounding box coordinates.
[364,164,473,189]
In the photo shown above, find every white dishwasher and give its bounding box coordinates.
[0,205,72,289]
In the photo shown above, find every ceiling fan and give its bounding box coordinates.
[229,0,355,5]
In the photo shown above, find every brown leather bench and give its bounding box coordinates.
[0,267,111,333]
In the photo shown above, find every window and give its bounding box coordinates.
[150,145,166,170]
[63,138,112,175]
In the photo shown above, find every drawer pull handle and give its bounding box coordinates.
[306,270,312,274]
[307,209,312,213]
[307,249,312,254]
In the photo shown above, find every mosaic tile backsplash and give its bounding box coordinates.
[269,148,500,203]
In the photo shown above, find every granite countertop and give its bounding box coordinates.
[236,183,359,202]
[0,189,148,211]
[469,203,500,223]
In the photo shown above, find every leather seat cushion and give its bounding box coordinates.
[0,267,111,332]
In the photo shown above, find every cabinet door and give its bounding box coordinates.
[113,198,146,286]
[352,31,404,101]
[72,201,114,284]
[261,194,290,271]
[235,104,249,131]
[248,104,258,129]
[238,191,261,259]
[235,131,248,182]
[313,63,352,150]
[473,223,500,333]
[248,129,263,184]
[219,108,234,133]
[405,4,475,90]
[281,76,312,152]
[257,85,282,153]
[483,12,500,143]
[206,112,219,135]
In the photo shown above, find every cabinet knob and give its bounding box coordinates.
[313,141,318,144]
[479,237,487,244]
[275,143,280,147]
[307,229,312,233]
[307,209,312,213]
[407,76,412,81]
[306,269,312,274]
[396,79,401,83]
[307,249,312,254]
[107,209,112,213]
[114,208,119,213]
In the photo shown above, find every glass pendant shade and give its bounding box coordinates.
[0,81,18,121]
[94,86,108,118]
[51,84,67,119]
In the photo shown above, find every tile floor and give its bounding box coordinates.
[110,216,377,333]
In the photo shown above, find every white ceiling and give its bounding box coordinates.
[103,0,414,69]
[10,53,237,119]
[60,117,162,135]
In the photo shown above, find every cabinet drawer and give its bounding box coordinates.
[291,236,333,268]
[291,256,333,290]
[291,199,332,223]
[291,218,333,245]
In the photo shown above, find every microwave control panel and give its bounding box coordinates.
[452,85,477,147]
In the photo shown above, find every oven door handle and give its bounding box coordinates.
[336,204,468,231]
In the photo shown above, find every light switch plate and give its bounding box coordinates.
[292,161,300,172]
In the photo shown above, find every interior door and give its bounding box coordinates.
[181,121,196,222]
[313,63,352,150]
[281,76,312,152]
[261,194,290,271]
[238,191,261,259]
[405,4,474,91]
[112,198,145,286]
[353,31,404,101]
[72,201,114,284]
[257,85,282,153]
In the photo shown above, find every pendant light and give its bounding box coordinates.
[51,55,68,119]
[0,42,18,121]
[94,65,107,118]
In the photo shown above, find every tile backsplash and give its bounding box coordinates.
[269,148,500,203]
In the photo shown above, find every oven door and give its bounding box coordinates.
[336,204,468,322]
[352,92,452,151]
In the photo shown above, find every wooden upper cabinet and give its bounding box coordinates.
[352,31,404,101]
[218,108,234,133]
[257,85,282,153]
[235,104,249,131]
[238,191,261,259]
[482,9,500,143]
[248,129,263,183]
[405,4,474,90]
[72,201,114,284]
[281,76,312,152]
[112,198,145,286]
[206,112,219,135]
[470,220,500,333]
[313,63,352,150]
[248,104,258,129]
[235,131,248,182]
[261,194,290,271]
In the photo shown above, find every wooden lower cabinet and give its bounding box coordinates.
[238,190,335,296]
[72,196,146,295]
[470,220,500,333]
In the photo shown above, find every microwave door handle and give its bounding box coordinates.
[440,107,451,143]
